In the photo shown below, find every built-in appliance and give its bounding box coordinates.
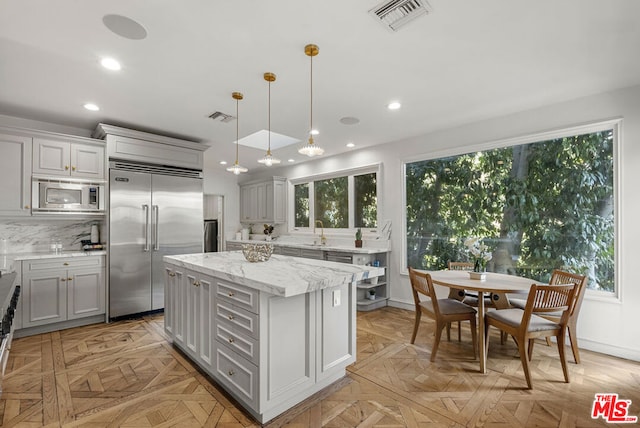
[109,161,203,319]
[0,272,19,397]
[204,219,218,252]
[32,178,105,214]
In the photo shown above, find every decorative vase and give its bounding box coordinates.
[355,239,363,248]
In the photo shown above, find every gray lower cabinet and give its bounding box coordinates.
[21,256,105,328]
[164,261,355,423]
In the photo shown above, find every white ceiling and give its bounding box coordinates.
[1,1,640,171]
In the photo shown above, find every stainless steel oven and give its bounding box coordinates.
[32,178,105,214]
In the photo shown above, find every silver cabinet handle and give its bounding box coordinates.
[152,205,159,251]
[142,204,150,252]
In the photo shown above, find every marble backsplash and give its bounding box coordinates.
[0,218,105,254]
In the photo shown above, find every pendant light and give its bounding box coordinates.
[298,44,324,157]
[226,92,248,175]
[258,72,281,166]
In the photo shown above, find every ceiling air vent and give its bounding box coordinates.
[208,111,235,123]
[369,0,432,32]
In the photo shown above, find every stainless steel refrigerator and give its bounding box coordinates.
[109,162,203,318]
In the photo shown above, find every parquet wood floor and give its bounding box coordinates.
[1,307,638,427]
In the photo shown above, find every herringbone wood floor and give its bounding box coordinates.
[1,307,638,427]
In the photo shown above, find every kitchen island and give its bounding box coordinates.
[163,251,384,423]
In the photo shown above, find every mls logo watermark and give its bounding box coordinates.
[592,393,638,423]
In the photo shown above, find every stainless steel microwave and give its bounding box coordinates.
[32,179,105,214]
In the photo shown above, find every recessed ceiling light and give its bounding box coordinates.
[101,57,121,71]
[288,159,295,163]
[219,161,228,165]
[346,142,355,148]
[310,129,319,136]
[83,103,100,111]
[387,101,401,110]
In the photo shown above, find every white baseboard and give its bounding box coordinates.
[387,298,414,311]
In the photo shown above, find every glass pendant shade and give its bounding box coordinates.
[259,72,281,166]
[298,44,324,157]
[227,91,248,175]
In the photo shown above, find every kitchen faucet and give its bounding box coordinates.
[314,220,327,245]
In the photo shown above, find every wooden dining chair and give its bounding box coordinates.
[446,261,474,341]
[485,283,577,389]
[408,268,478,362]
[509,270,587,364]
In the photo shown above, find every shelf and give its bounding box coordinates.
[356,281,387,289]
[357,296,388,306]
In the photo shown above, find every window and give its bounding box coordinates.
[404,122,617,293]
[292,166,379,231]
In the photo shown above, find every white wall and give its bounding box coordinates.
[239,84,640,361]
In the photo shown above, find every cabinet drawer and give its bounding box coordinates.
[215,343,258,408]
[216,280,259,314]
[216,300,259,340]
[24,256,104,272]
[216,320,259,365]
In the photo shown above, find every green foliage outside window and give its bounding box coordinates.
[294,183,309,228]
[405,130,615,292]
[315,177,348,228]
[355,173,377,228]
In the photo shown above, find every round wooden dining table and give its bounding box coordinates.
[420,269,543,374]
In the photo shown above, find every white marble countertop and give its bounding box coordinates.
[165,251,385,297]
[11,250,106,261]
[226,239,389,255]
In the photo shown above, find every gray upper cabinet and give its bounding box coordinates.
[0,132,32,216]
[240,177,286,224]
[33,138,105,179]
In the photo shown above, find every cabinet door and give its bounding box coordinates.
[240,185,252,222]
[185,272,200,357]
[198,274,214,369]
[172,268,188,348]
[71,143,104,179]
[33,139,71,176]
[67,267,105,320]
[256,182,268,221]
[164,265,182,337]
[0,133,32,215]
[22,269,67,327]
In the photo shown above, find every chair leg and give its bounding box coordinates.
[457,321,462,342]
[557,331,570,383]
[515,337,533,389]
[545,337,552,347]
[431,323,444,362]
[528,338,535,361]
[469,317,477,359]
[446,322,451,342]
[410,311,421,344]
[567,321,581,364]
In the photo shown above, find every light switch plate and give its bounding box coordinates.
[333,290,341,307]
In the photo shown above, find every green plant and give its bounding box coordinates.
[355,228,362,240]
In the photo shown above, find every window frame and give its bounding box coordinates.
[288,163,381,236]
[401,119,622,300]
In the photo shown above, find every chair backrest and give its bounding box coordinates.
[549,269,588,316]
[448,261,474,271]
[408,268,441,315]
[521,283,577,331]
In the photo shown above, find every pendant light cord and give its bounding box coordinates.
[235,96,239,163]
[268,78,271,152]
[310,52,313,138]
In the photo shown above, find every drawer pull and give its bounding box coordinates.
[24,205,30,209]
[194,281,200,287]
[61,278,67,282]
[72,166,76,171]
[228,292,235,297]
[65,165,69,170]
[67,277,73,281]
[168,272,176,277]
[228,315,234,320]
[228,370,235,376]
[63,262,69,266]
[228,337,235,343]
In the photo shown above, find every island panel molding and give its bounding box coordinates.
[163,251,378,423]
